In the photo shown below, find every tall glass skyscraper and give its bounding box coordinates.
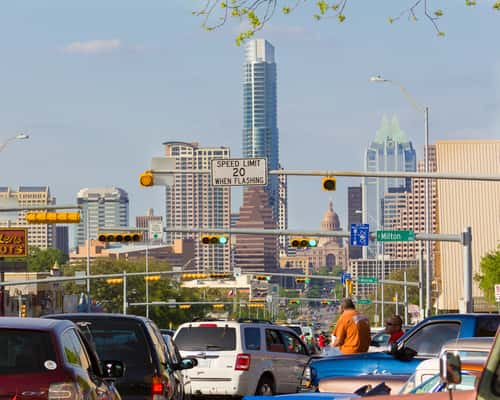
[243,39,279,219]
[361,116,416,258]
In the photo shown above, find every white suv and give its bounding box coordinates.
[173,319,311,397]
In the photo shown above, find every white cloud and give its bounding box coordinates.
[63,39,122,55]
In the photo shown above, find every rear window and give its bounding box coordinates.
[175,326,236,351]
[475,317,500,337]
[69,318,153,372]
[0,329,56,375]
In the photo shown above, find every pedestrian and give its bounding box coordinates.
[318,332,325,349]
[386,315,405,344]
[332,298,371,354]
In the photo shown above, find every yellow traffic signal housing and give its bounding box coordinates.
[346,279,353,296]
[248,303,265,308]
[144,275,161,282]
[106,278,124,285]
[255,275,271,281]
[26,212,81,224]
[201,235,228,245]
[179,304,191,309]
[289,299,301,305]
[212,303,225,309]
[209,272,232,279]
[320,300,330,305]
[322,176,336,191]
[20,304,27,318]
[139,170,154,187]
[182,273,208,280]
[98,232,143,242]
[290,238,318,248]
[295,278,306,284]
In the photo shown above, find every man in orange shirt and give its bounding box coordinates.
[332,298,371,354]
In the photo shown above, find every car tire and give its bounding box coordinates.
[255,375,275,396]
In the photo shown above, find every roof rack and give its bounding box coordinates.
[236,318,274,324]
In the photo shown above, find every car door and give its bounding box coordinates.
[264,328,291,393]
[277,329,310,392]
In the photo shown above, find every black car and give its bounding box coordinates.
[44,313,196,400]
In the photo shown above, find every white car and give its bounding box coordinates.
[173,319,311,397]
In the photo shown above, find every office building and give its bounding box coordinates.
[163,141,231,272]
[243,39,280,220]
[76,187,129,246]
[347,186,363,259]
[235,187,278,273]
[362,115,416,258]
[277,165,288,256]
[0,186,55,249]
[55,226,69,256]
[433,140,500,312]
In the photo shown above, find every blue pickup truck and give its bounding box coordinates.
[300,313,500,391]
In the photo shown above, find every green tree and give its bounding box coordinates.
[26,246,68,272]
[474,247,500,305]
[194,1,498,45]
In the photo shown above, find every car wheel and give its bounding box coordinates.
[255,376,275,396]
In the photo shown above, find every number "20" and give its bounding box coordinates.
[233,167,246,177]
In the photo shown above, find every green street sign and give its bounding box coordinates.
[358,299,372,305]
[376,230,415,242]
[358,276,378,284]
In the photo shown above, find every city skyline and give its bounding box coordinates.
[0,1,498,234]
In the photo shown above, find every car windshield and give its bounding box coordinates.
[71,318,153,372]
[175,326,236,351]
[0,329,56,375]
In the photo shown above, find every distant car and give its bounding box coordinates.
[44,313,197,400]
[0,317,123,400]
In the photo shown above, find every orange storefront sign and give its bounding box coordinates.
[0,228,27,258]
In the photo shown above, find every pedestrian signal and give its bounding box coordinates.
[322,177,336,191]
[26,212,81,224]
[201,235,228,245]
[98,232,143,242]
[290,238,318,248]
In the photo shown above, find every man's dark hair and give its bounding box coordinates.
[393,315,403,326]
[341,298,355,310]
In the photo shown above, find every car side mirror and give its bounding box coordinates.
[175,357,198,370]
[102,360,125,379]
[440,352,461,385]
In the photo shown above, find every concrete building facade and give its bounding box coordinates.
[0,186,55,249]
[163,142,231,272]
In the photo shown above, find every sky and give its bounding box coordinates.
[0,1,499,240]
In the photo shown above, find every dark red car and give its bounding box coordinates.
[0,317,123,400]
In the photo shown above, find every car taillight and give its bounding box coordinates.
[235,353,251,371]
[199,323,217,327]
[152,376,164,395]
[48,382,79,400]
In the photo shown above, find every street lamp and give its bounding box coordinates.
[0,133,30,152]
[370,75,432,318]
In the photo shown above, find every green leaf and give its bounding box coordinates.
[494,1,500,10]
[313,14,321,20]
[465,0,477,6]
[332,4,339,11]
[338,14,346,23]
[387,17,394,24]
[437,31,446,37]
[282,6,291,14]
[220,1,227,8]
[317,0,328,15]
[434,9,444,17]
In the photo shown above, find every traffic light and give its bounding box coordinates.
[182,273,208,280]
[322,176,336,191]
[139,170,154,187]
[26,212,81,224]
[144,275,161,282]
[97,232,143,242]
[289,299,301,305]
[295,278,306,284]
[345,279,353,296]
[248,303,265,308]
[255,275,271,281]
[290,238,318,248]
[212,304,225,309]
[320,300,331,305]
[106,278,124,285]
[179,304,191,309]
[20,303,27,318]
[209,272,232,279]
[200,235,228,245]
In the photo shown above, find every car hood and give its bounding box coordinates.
[310,351,422,381]
[244,393,359,400]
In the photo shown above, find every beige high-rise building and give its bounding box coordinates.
[434,140,500,311]
[163,142,231,272]
[0,186,55,249]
